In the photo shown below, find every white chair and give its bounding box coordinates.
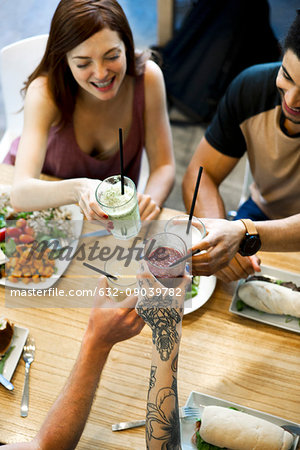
[0,34,48,162]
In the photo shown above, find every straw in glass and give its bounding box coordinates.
[83,262,118,280]
[169,249,201,267]
[186,166,203,235]
[119,128,125,195]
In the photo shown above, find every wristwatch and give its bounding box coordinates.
[238,219,261,256]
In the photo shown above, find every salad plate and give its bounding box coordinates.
[230,265,300,333]
[184,275,216,316]
[0,184,84,290]
[181,391,299,449]
[1,325,29,381]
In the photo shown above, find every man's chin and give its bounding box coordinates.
[281,98,300,125]
[284,114,300,125]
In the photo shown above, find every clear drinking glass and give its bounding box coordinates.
[104,257,139,302]
[144,232,187,284]
[164,215,206,249]
[95,175,141,240]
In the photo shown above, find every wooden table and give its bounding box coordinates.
[1,163,300,449]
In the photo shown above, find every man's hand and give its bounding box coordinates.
[190,218,261,280]
[135,261,190,361]
[87,276,145,352]
[214,253,261,282]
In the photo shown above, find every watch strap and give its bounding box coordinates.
[240,218,258,236]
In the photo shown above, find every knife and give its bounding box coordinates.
[281,424,300,436]
[0,374,14,391]
[81,229,111,239]
[47,229,111,252]
[112,419,146,431]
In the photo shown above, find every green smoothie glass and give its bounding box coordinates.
[95,175,141,240]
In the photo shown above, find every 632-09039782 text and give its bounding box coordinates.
[7,286,185,298]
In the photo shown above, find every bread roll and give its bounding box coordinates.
[0,317,14,354]
[199,406,293,450]
[238,280,300,317]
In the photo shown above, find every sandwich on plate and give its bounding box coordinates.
[237,275,300,318]
[191,405,294,450]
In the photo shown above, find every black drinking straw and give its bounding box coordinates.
[119,128,125,195]
[83,262,118,281]
[169,249,201,268]
[186,166,203,234]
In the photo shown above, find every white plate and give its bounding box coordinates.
[181,391,299,449]
[0,183,84,289]
[184,276,216,315]
[230,265,300,333]
[1,325,29,381]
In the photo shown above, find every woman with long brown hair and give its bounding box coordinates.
[5,0,175,222]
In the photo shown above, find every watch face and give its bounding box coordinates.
[239,234,261,257]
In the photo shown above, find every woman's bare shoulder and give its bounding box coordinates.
[144,59,164,83]
[26,76,54,101]
[25,76,59,123]
[143,60,166,105]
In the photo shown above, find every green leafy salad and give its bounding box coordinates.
[0,190,73,281]
[0,190,72,260]
[0,346,15,374]
[186,276,200,300]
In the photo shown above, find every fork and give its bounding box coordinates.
[20,337,35,418]
[111,406,201,431]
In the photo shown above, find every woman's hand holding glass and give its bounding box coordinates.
[75,178,113,230]
[137,193,161,221]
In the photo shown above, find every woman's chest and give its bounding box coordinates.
[73,84,134,157]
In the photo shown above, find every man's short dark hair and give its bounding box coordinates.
[283,10,300,59]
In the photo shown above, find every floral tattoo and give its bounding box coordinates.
[137,296,182,361]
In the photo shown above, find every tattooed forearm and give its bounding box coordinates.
[150,366,157,390]
[171,354,178,373]
[137,305,181,361]
[136,265,185,449]
[146,382,181,450]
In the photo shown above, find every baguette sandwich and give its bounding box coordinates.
[237,275,300,318]
[192,405,294,450]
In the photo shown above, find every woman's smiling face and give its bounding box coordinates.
[67,27,127,102]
